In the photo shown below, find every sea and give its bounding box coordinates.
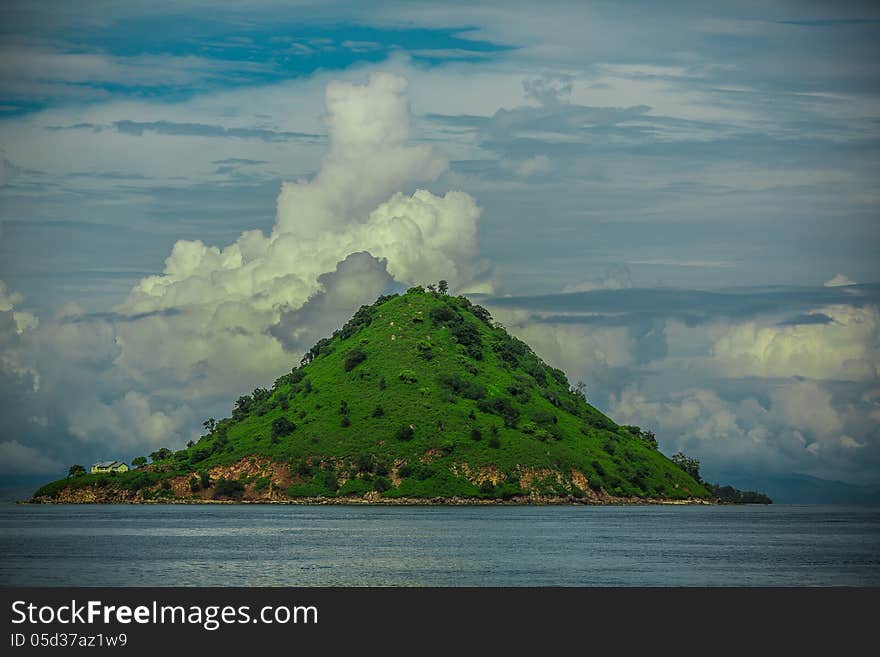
[1,503,878,586]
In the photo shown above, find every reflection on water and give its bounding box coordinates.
[1,504,878,586]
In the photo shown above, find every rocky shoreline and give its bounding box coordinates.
[26,489,712,506]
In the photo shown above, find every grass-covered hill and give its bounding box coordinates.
[34,285,712,503]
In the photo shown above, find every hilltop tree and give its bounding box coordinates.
[68,464,86,478]
[202,418,217,434]
[438,280,449,295]
[131,456,147,469]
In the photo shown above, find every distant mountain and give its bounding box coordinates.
[34,286,713,504]
[707,471,880,505]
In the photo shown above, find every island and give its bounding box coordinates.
[32,285,770,505]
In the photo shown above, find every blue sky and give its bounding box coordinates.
[0,0,878,491]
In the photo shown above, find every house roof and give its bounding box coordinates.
[93,460,126,468]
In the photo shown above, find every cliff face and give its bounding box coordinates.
[33,459,710,505]
[34,288,711,504]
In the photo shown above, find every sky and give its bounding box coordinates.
[0,0,878,490]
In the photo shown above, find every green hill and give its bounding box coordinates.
[34,286,711,503]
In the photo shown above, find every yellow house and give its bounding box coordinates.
[91,460,130,474]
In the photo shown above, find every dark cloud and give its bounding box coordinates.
[270,251,398,354]
[777,312,834,326]
[486,284,880,326]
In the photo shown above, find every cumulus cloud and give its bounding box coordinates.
[0,280,38,334]
[710,304,879,381]
[2,73,491,472]
[496,281,880,483]
[0,281,39,390]
[607,381,879,480]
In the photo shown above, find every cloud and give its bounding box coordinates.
[113,120,320,142]
[711,304,879,381]
[562,264,633,293]
[485,284,880,325]
[2,73,491,471]
[608,380,880,482]
[499,155,552,178]
[0,280,38,334]
[825,273,858,287]
[0,440,63,475]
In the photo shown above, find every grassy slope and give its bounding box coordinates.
[36,288,710,501]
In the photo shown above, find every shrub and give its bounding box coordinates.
[531,409,557,426]
[272,416,296,437]
[199,471,211,488]
[549,367,569,387]
[374,477,391,493]
[477,397,520,428]
[295,459,312,477]
[437,373,487,400]
[488,435,501,449]
[450,322,481,351]
[318,471,338,492]
[189,475,200,493]
[429,305,457,324]
[480,480,495,496]
[214,477,245,499]
[395,425,415,441]
[344,347,367,372]
[340,416,351,427]
[416,340,433,360]
[150,448,172,462]
[372,405,385,418]
[470,428,482,441]
[397,463,412,478]
[398,370,418,384]
[356,453,374,473]
[522,358,546,384]
[671,452,701,481]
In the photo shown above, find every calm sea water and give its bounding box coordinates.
[1,503,878,586]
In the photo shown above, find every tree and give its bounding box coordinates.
[671,451,701,481]
[202,418,217,434]
[149,447,172,462]
[438,279,449,295]
[68,464,86,478]
[131,456,147,469]
[571,381,588,401]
